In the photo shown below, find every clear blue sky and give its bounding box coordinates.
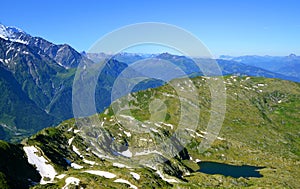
[0,0,299,56]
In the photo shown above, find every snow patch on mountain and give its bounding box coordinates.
[0,23,29,44]
[23,146,57,184]
[118,148,133,157]
[83,159,96,165]
[113,162,131,168]
[83,170,116,178]
[68,137,74,146]
[62,177,80,189]
[123,131,131,137]
[72,145,83,157]
[114,178,138,189]
[56,174,66,179]
[130,172,140,180]
[156,170,179,183]
[71,163,83,169]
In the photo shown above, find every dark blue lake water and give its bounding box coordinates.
[197,161,264,178]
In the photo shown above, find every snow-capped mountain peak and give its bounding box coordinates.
[0,23,29,44]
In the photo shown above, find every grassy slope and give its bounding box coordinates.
[182,76,300,188]
[107,75,300,188]
[1,76,299,188]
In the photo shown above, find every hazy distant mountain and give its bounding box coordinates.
[86,52,154,64]
[215,59,300,82]
[102,52,300,82]
[219,54,300,80]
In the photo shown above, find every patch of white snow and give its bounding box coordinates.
[156,170,178,183]
[83,159,96,165]
[74,129,80,134]
[83,170,116,178]
[56,174,66,179]
[114,179,138,189]
[71,163,83,169]
[150,128,159,133]
[68,137,74,146]
[72,145,83,158]
[23,146,57,184]
[62,177,80,189]
[113,162,131,168]
[119,148,133,158]
[130,172,140,180]
[124,131,131,137]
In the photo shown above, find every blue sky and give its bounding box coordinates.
[0,0,299,56]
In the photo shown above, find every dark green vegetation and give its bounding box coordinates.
[0,66,54,142]
[0,76,299,188]
[0,33,85,141]
[0,140,41,189]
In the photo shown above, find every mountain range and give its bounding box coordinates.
[88,52,300,82]
[0,23,128,141]
[0,23,300,188]
[219,54,300,80]
[1,22,300,143]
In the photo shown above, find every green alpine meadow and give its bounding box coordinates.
[1,75,299,188]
